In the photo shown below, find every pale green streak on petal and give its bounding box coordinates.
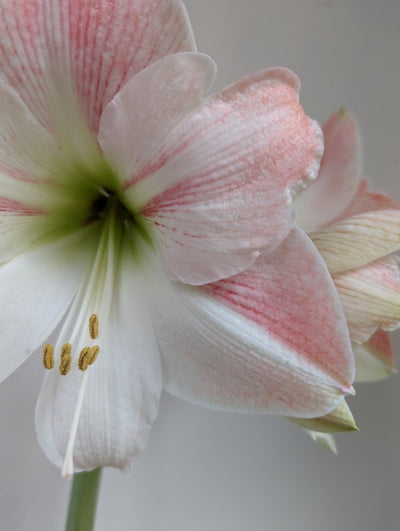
[308,431,338,454]
[286,400,358,433]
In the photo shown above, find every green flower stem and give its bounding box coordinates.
[65,468,102,531]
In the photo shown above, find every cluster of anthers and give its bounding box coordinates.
[42,315,100,375]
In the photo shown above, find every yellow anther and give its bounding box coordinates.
[87,346,100,365]
[89,314,99,340]
[61,343,72,357]
[60,343,72,375]
[78,347,90,371]
[43,343,54,370]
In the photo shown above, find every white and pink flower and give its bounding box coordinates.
[295,109,400,383]
[0,0,355,475]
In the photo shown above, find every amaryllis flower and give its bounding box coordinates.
[0,0,355,476]
[295,109,400,384]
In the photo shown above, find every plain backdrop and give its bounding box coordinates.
[1,1,400,530]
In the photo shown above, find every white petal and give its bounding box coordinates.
[99,52,216,184]
[0,0,195,136]
[0,213,50,263]
[35,242,162,471]
[0,227,95,382]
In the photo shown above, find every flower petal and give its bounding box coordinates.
[353,330,395,382]
[99,52,216,185]
[35,243,162,471]
[0,79,114,198]
[288,400,357,433]
[130,68,323,284]
[333,256,400,344]
[307,431,337,453]
[0,0,195,135]
[0,213,49,263]
[294,109,361,231]
[310,209,400,274]
[0,81,64,182]
[146,227,354,417]
[341,180,400,218]
[0,227,95,382]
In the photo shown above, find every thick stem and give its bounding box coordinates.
[65,468,102,531]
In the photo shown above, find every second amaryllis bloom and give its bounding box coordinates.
[0,0,354,475]
[295,107,400,387]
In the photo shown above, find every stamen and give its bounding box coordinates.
[87,346,100,365]
[89,314,99,339]
[60,343,72,375]
[62,372,89,479]
[61,204,119,478]
[42,343,54,370]
[78,347,90,371]
[61,343,72,357]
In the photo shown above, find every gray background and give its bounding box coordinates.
[1,1,400,530]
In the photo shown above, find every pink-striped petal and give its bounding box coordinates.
[341,180,400,218]
[310,209,400,274]
[333,256,400,344]
[294,109,361,231]
[353,330,395,382]
[146,227,354,417]
[0,0,195,136]
[0,78,112,195]
[99,53,216,185]
[129,68,323,284]
[0,81,64,183]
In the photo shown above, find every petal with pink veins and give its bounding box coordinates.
[0,0,195,135]
[145,227,354,417]
[0,81,64,183]
[353,329,395,382]
[99,53,216,185]
[294,109,361,231]
[333,256,400,344]
[341,179,400,218]
[129,68,323,284]
[310,209,400,274]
